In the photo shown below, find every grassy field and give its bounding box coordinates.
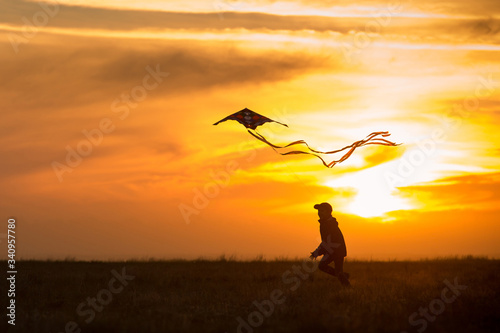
[2,257,499,333]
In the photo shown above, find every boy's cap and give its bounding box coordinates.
[314,202,332,213]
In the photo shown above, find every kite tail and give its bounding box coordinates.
[247,130,331,167]
[247,129,400,168]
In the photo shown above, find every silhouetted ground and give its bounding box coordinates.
[2,257,499,333]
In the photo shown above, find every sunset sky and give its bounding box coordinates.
[1,0,499,260]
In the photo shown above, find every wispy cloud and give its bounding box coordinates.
[1,0,499,259]
[399,172,500,211]
[2,0,499,46]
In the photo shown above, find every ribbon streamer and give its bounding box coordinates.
[248,129,400,168]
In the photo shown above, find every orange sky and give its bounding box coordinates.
[1,0,499,260]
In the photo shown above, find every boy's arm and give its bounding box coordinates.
[310,242,325,259]
[314,233,342,258]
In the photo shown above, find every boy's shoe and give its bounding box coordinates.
[339,272,351,287]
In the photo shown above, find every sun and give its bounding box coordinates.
[324,165,415,219]
[346,185,413,218]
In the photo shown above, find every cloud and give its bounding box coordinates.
[2,0,500,43]
[0,1,352,32]
[359,144,406,168]
[399,172,500,211]
[345,207,500,258]
[0,35,334,112]
[0,30,336,183]
[297,0,500,17]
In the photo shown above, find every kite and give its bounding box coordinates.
[213,108,400,168]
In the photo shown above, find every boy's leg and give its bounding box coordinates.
[333,255,350,286]
[318,253,337,277]
[333,255,344,275]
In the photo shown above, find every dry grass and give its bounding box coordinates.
[2,257,499,333]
